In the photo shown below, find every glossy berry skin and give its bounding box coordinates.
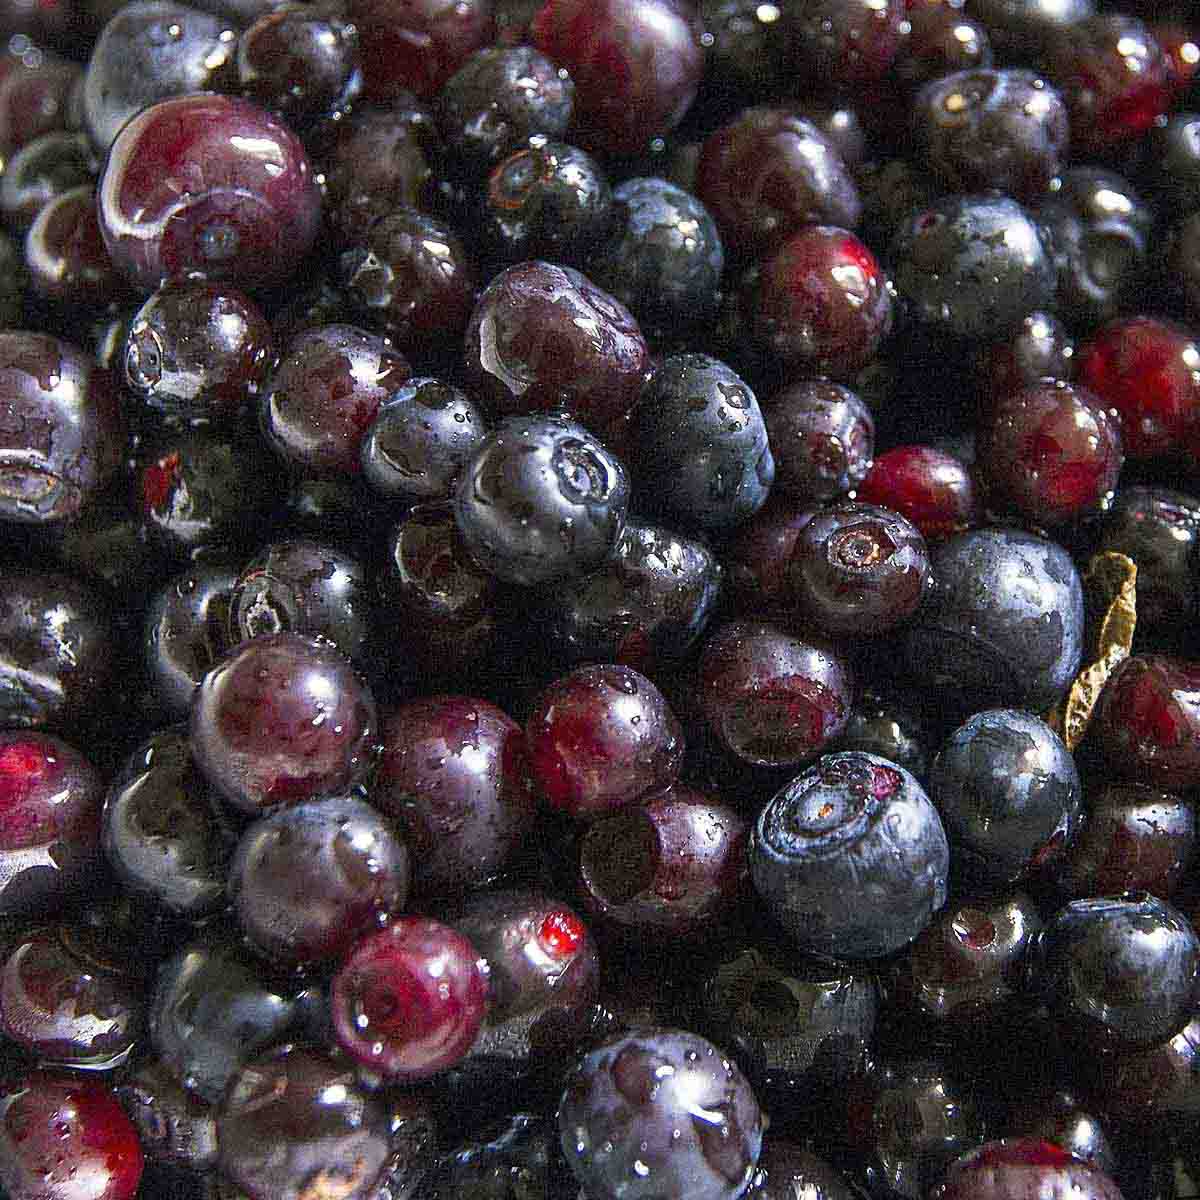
[761,380,874,504]
[0,52,80,169]
[978,310,1075,406]
[0,130,96,230]
[913,68,1066,202]
[434,44,574,178]
[725,499,817,617]
[977,381,1123,526]
[0,733,102,918]
[1035,168,1152,332]
[123,280,275,426]
[699,619,854,769]
[752,752,949,959]
[229,539,371,664]
[350,0,495,100]
[1078,1010,1200,1127]
[698,939,877,1102]
[576,785,747,941]
[149,937,298,1104]
[1029,893,1200,1050]
[452,889,599,1084]
[1077,316,1200,462]
[142,567,238,717]
[377,503,502,679]
[462,260,648,436]
[902,528,1084,716]
[749,226,892,377]
[1045,14,1169,155]
[0,921,144,1070]
[480,138,612,268]
[558,1026,764,1200]
[789,0,905,85]
[115,1058,218,1172]
[0,331,122,524]
[24,184,122,307]
[0,570,116,733]
[627,353,773,534]
[525,664,683,819]
[454,414,629,587]
[891,892,1042,1035]
[134,425,278,563]
[856,446,977,541]
[190,631,377,815]
[359,376,488,503]
[236,3,361,127]
[1057,782,1195,901]
[261,323,411,478]
[102,727,233,920]
[696,108,861,259]
[789,501,929,638]
[894,4,992,91]
[1092,655,1200,791]
[0,1071,144,1200]
[836,687,929,780]
[339,206,476,349]
[228,795,410,968]
[588,177,725,339]
[375,695,535,896]
[331,916,489,1080]
[81,0,236,153]
[890,194,1054,342]
[845,1058,986,1199]
[932,1138,1123,1200]
[318,105,434,246]
[97,94,321,293]
[1097,487,1200,632]
[531,0,704,156]
[115,1057,218,1173]
[536,519,722,672]
[930,710,1081,889]
[218,1046,397,1200]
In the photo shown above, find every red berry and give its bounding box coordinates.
[1078,315,1200,461]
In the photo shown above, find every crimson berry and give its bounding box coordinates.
[0,733,102,917]
[1093,654,1200,791]
[190,631,378,815]
[696,106,862,259]
[1045,14,1170,155]
[375,695,536,895]
[0,1072,144,1200]
[931,1139,1124,1200]
[977,380,1123,526]
[330,916,490,1080]
[525,664,683,820]
[97,93,322,293]
[1077,315,1200,461]
[351,0,495,101]
[698,619,854,768]
[531,0,704,155]
[856,445,978,540]
[748,225,893,378]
